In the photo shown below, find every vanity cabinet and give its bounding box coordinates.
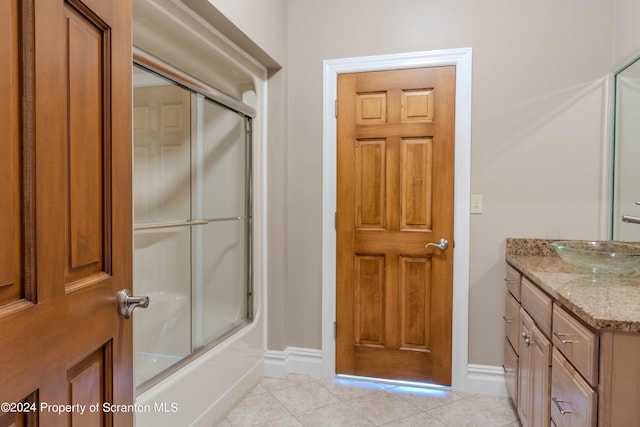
[505,256,640,427]
[505,264,595,427]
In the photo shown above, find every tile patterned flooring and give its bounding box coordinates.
[216,374,521,426]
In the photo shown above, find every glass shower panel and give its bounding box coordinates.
[132,61,253,392]
[133,66,192,387]
[612,57,640,240]
[200,97,246,219]
[192,97,249,349]
[195,220,247,348]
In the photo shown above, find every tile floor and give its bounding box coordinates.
[216,374,521,426]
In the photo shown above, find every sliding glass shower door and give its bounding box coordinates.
[191,96,251,348]
[132,65,252,390]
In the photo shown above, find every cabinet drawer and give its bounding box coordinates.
[521,277,552,338]
[504,337,518,405]
[551,348,597,427]
[552,303,599,387]
[504,292,520,352]
[506,264,522,301]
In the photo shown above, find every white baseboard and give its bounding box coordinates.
[264,346,323,378]
[264,346,508,398]
[463,364,509,397]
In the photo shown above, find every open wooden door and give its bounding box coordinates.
[0,0,133,425]
[336,67,456,385]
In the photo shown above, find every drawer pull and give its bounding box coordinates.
[504,278,516,283]
[502,315,513,323]
[553,331,577,345]
[552,397,573,415]
[522,332,533,347]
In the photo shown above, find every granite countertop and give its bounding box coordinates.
[506,238,640,333]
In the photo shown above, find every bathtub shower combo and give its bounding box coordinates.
[132,56,254,392]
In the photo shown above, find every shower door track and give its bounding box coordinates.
[133,47,256,119]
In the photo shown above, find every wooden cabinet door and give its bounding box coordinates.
[518,308,534,427]
[0,0,133,425]
[336,67,456,385]
[518,308,552,427]
[504,337,519,404]
[531,322,552,427]
[505,291,521,351]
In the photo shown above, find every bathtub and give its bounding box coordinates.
[134,309,263,426]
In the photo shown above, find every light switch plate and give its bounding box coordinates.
[471,194,483,214]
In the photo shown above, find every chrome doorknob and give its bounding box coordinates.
[425,238,449,251]
[118,289,150,319]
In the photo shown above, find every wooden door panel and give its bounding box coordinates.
[0,0,132,424]
[356,92,387,124]
[0,0,23,307]
[399,256,432,351]
[0,139,17,292]
[68,345,110,426]
[65,1,109,286]
[0,392,37,427]
[337,66,455,385]
[355,140,386,230]
[401,89,433,122]
[354,255,385,346]
[400,138,432,231]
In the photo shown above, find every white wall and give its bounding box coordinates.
[614,0,640,65]
[201,0,287,67]
[285,0,614,364]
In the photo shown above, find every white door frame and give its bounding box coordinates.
[321,48,473,391]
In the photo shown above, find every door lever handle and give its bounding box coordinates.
[622,215,640,224]
[118,289,150,319]
[425,238,449,251]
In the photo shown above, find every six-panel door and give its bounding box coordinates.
[336,67,456,385]
[0,0,133,425]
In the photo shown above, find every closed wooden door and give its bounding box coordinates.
[0,0,133,425]
[336,67,456,385]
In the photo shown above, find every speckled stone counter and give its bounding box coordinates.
[506,238,640,333]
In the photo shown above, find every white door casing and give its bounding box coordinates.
[322,48,476,391]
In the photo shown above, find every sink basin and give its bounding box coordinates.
[551,240,640,277]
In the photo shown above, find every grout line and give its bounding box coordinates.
[223,374,519,426]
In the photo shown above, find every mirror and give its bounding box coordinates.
[611,55,640,241]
